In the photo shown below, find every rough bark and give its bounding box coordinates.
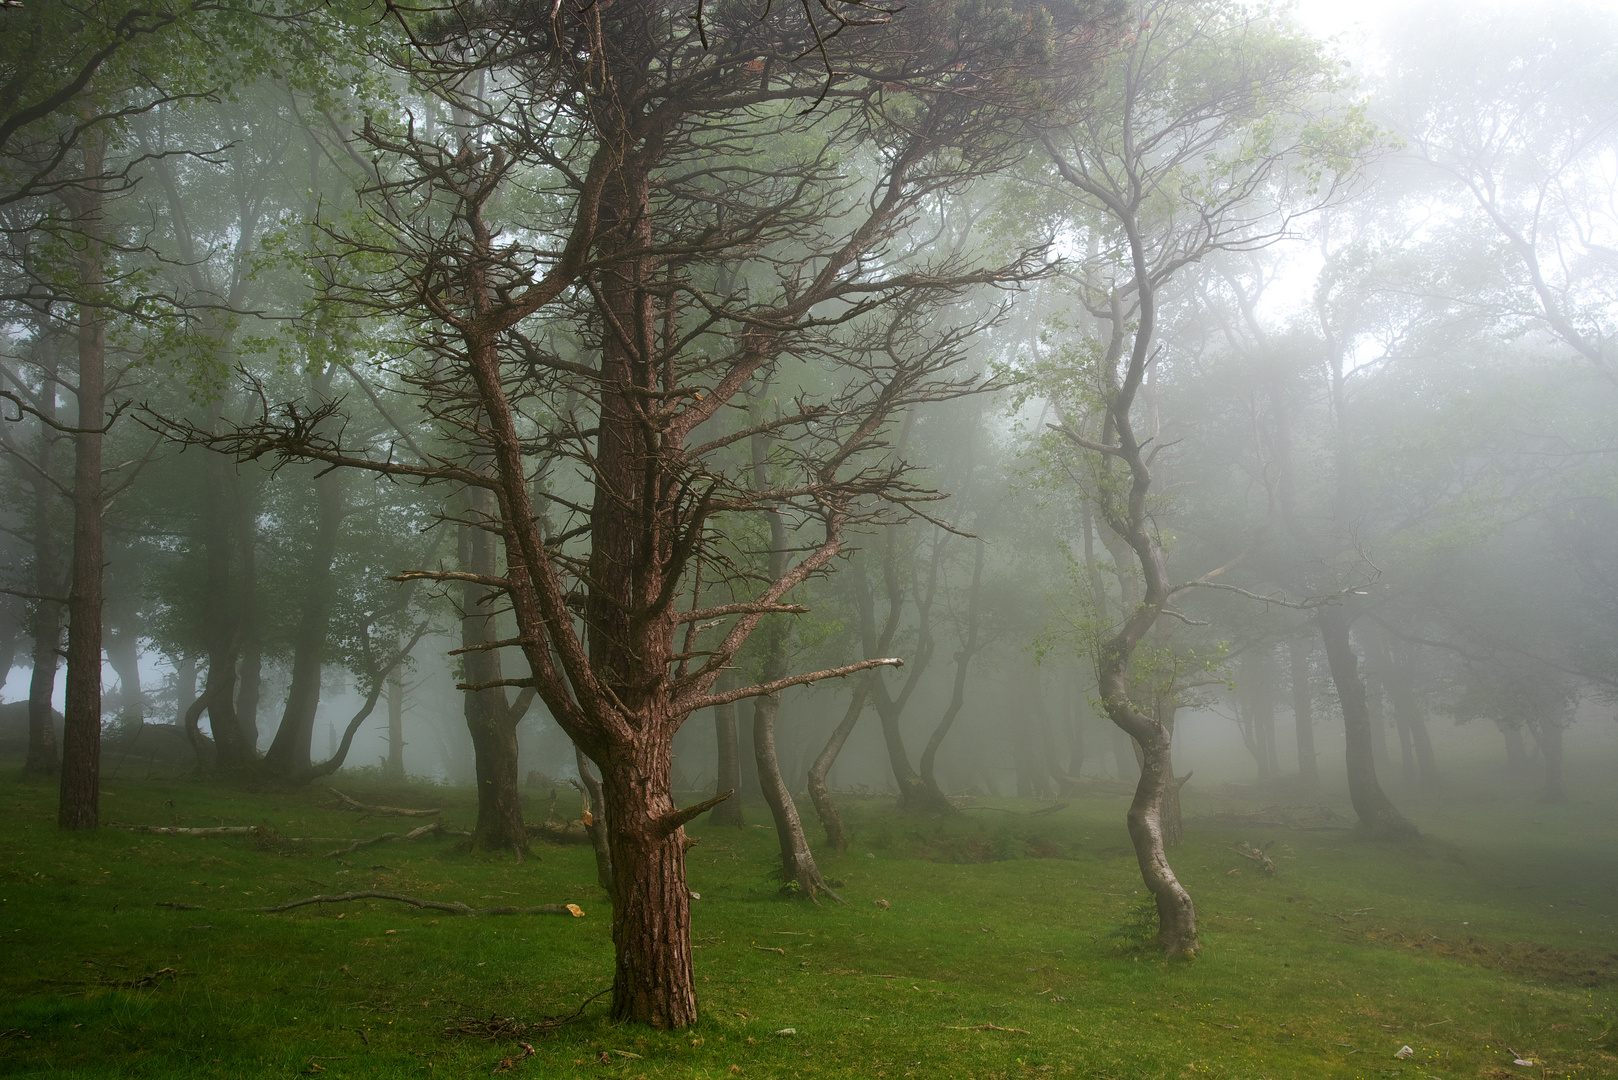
[599,733,697,1028]
[58,123,106,830]
[1316,606,1417,839]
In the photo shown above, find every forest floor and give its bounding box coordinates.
[1,753,1615,1079]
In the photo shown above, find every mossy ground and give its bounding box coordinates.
[1,753,1614,1079]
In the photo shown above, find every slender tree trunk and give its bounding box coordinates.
[459,493,526,852]
[919,540,984,803]
[59,124,108,830]
[25,618,62,777]
[1289,636,1317,791]
[1316,606,1415,839]
[1526,717,1566,801]
[384,666,406,781]
[1499,720,1529,772]
[708,674,745,826]
[576,745,613,888]
[23,334,64,779]
[104,600,142,733]
[807,682,865,850]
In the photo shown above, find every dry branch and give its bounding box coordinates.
[943,1024,1031,1034]
[252,890,585,917]
[325,821,468,857]
[1235,841,1275,875]
[328,788,441,817]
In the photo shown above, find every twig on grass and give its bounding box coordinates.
[252,891,585,917]
[444,989,609,1041]
[325,821,467,858]
[753,946,787,955]
[943,1024,1032,1034]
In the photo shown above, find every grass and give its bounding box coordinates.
[1,753,1615,1080]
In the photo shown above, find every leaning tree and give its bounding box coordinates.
[1026,0,1374,955]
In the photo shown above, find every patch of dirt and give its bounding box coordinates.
[1360,926,1618,987]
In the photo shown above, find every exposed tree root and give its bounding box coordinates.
[251,890,586,917]
[328,788,440,817]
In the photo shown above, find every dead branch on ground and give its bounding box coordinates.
[252,890,586,917]
[329,788,441,817]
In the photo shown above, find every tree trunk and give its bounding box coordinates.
[1526,717,1566,801]
[1499,720,1530,772]
[24,606,62,778]
[752,677,840,901]
[806,682,865,851]
[1127,724,1196,955]
[104,599,142,734]
[919,540,984,805]
[59,123,107,831]
[261,465,343,778]
[23,332,64,779]
[576,745,613,888]
[1316,606,1416,839]
[384,666,406,781]
[708,675,745,827]
[599,734,696,1029]
[459,493,526,853]
[199,446,255,771]
[1289,636,1317,790]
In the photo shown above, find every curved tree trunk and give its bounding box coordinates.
[806,681,864,850]
[1317,606,1416,839]
[920,538,984,804]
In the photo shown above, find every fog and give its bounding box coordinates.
[3,0,1616,1015]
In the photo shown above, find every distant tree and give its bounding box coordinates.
[1027,0,1372,955]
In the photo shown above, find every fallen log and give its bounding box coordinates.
[329,788,440,817]
[252,890,584,917]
